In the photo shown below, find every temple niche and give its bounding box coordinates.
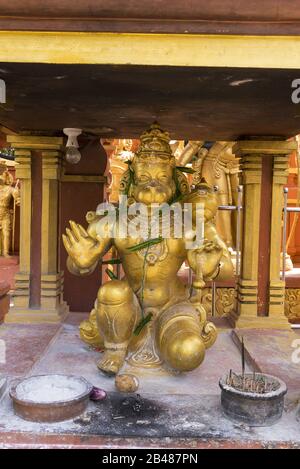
[2,0,300,449]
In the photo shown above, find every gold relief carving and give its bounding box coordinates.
[285,289,300,324]
[201,287,236,317]
[217,287,237,316]
[201,321,218,349]
[201,288,212,316]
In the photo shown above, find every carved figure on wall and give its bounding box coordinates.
[192,142,240,249]
[107,139,135,203]
[0,168,20,257]
[174,140,240,250]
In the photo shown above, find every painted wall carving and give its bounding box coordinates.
[285,288,300,324]
[201,287,236,317]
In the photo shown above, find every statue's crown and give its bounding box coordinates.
[134,122,175,165]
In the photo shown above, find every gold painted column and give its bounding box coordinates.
[230,142,263,327]
[269,143,296,327]
[5,137,32,315]
[230,140,296,329]
[40,145,68,321]
[5,136,68,323]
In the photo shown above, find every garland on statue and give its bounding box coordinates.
[104,160,193,335]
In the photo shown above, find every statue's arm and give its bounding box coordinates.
[187,225,234,281]
[62,219,112,276]
[187,241,224,281]
[209,226,234,280]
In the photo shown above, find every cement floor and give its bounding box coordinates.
[0,314,299,448]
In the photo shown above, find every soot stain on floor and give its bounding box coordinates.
[72,393,244,438]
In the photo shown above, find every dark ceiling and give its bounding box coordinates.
[1,63,300,140]
[0,0,300,34]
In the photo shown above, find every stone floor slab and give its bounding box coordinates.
[0,323,60,377]
[232,329,300,396]
[29,318,248,396]
[0,314,299,448]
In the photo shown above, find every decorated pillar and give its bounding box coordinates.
[40,146,68,320]
[269,144,296,325]
[5,135,68,323]
[231,142,262,327]
[5,136,33,317]
[230,140,296,329]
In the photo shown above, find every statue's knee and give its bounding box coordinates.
[97,280,137,343]
[162,331,205,372]
[98,280,133,305]
[158,309,205,371]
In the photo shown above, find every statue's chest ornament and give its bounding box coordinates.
[127,212,173,265]
[137,238,168,266]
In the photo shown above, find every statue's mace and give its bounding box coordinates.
[190,250,207,324]
[12,178,20,254]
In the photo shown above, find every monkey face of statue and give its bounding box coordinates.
[131,162,176,205]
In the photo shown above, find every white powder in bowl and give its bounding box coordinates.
[15,375,89,404]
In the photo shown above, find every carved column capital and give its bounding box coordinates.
[7,135,63,151]
[233,140,296,157]
[41,150,64,181]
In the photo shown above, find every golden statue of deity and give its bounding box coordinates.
[0,168,20,257]
[107,139,134,203]
[63,124,233,378]
[192,142,240,249]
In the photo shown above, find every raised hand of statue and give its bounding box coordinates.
[187,239,223,280]
[62,220,104,270]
